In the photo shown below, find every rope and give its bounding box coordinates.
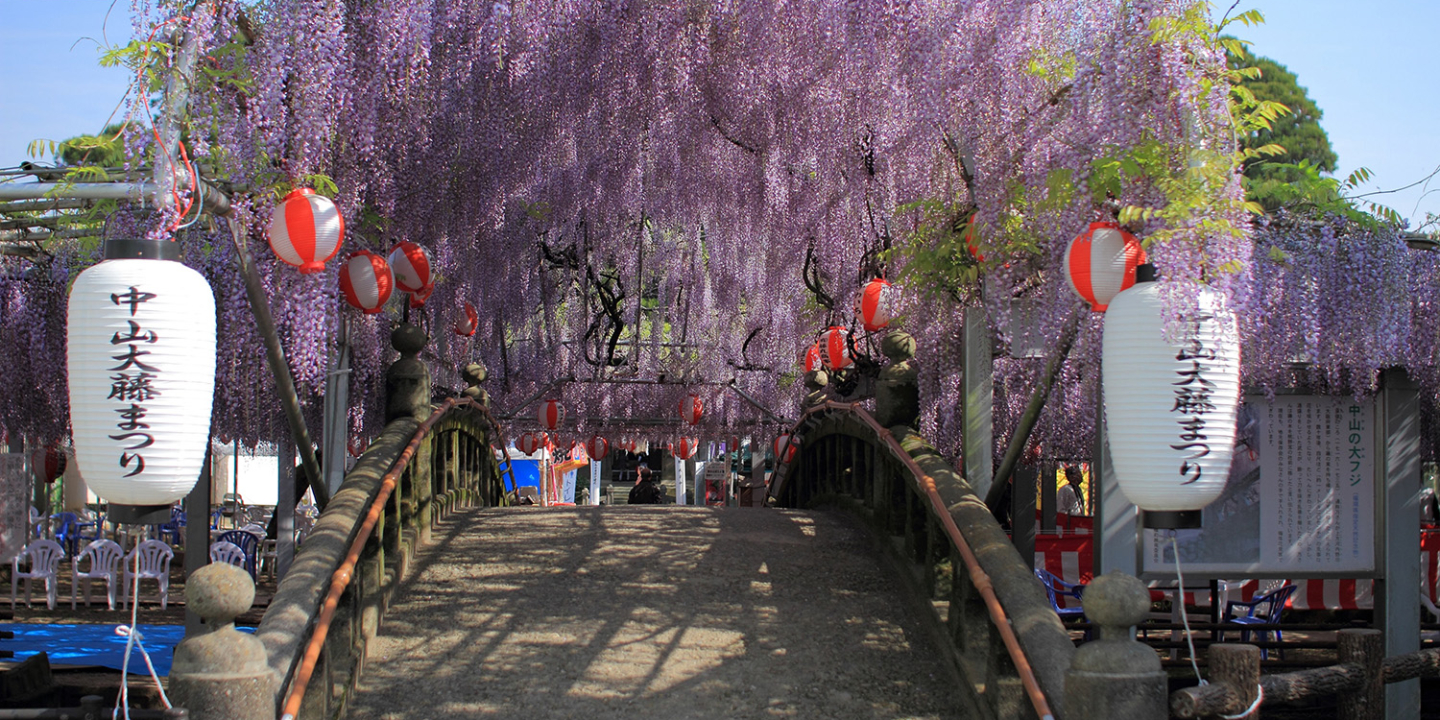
[1172,535,1208,687]
[1218,683,1264,719]
[114,529,172,720]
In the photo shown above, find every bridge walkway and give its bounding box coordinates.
[343,505,975,719]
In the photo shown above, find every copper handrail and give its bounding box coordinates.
[774,401,1057,720]
[279,396,504,720]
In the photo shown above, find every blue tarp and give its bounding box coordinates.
[0,623,253,676]
[507,458,540,492]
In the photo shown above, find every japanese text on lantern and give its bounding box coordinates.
[1169,313,1216,484]
[106,286,159,477]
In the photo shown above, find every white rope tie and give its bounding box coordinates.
[1218,683,1264,719]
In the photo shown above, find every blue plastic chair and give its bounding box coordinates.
[1222,583,1297,659]
[52,512,82,557]
[156,505,185,546]
[215,530,261,580]
[1035,567,1087,623]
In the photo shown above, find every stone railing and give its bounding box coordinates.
[219,326,509,720]
[768,401,1078,720]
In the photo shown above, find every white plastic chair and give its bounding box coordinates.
[72,539,124,610]
[208,540,247,568]
[122,539,174,610]
[11,539,64,610]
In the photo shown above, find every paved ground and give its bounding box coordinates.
[345,506,975,720]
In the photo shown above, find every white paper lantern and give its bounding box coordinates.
[679,394,704,425]
[1101,272,1241,527]
[67,240,216,518]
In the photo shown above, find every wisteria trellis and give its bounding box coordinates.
[4,0,1436,465]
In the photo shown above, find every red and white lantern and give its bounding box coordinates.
[1064,222,1148,312]
[858,278,897,332]
[387,241,433,294]
[339,250,393,314]
[453,301,479,336]
[537,399,564,430]
[619,438,638,454]
[30,445,67,485]
[679,394,704,425]
[585,436,609,461]
[821,326,853,370]
[802,343,822,373]
[517,432,547,455]
[673,437,699,460]
[773,434,796,463]
[267,188,344,274]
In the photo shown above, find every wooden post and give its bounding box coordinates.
[1209,644,1262,720]
[1012,465,1037,569]
[962,307,993,499]
[1338,628,1383,720]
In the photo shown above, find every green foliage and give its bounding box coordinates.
[1227,44,1337,177]
[55,123,129,168]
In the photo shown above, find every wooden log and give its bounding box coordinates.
[1172,644,1258,719]
[1382,646,1440,683]
[1337,628,1382,720]
[1171,660,1367,718]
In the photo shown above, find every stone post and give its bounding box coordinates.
[460,361,490,409]
[803,368,829,408]
[874,330,919,428]
[1065,571,1167,720]
[385,324,432,422]
[168,564,274,720]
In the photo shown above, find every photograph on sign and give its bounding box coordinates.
[1144,395,1376,576]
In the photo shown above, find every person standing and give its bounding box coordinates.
[1057,465,1086,516]
[628,464,664,504]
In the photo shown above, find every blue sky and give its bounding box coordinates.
[1,0,1436,228]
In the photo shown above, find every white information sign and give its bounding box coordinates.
[1144,395,1376,576]
[703,461,728,505]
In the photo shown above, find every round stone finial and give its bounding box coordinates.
[1081,570,1152,630]
[881,330,916,361]
[462,361,488,385]
[186,563,255,626]
[804,369,829,389]
[391,324,428,355]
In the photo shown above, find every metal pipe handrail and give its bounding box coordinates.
[773,401,1057,720]
[278,397,509,720]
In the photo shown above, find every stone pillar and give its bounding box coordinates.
[460,361,489,409]
[1065,571,1167,720]
[385,324,432,423]
[803,368,829,408]
[874,330,919,428]
[168,564,274,720]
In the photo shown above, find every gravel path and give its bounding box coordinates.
[346,506,975,720]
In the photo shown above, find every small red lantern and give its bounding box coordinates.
[1063,221,1147,312]
[585,436,609,460]
[387,241,433,295]
[679,394,704,425]
[620,438,637,454]
[268,188,344,274]
[674,437,699,460]
[347,435,370,457]
[30,445,67,485]
[964,216,984,262]
[773,434,797,463]
[517,432,547,455]
[802,343,822,373]
[453,301,479,336]
[537,399,564,430]
[821,326,853,370]
[858,278,897,332]
[339,250,393,314]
